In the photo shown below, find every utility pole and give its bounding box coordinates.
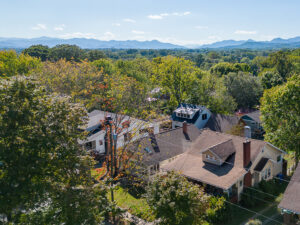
[109,121,114,202]
[105,115,114,202]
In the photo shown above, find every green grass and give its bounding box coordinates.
[109,186,155,222]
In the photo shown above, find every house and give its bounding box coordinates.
[239,110,264,139]
[278,163,300,225]
[204,113,240,133]
[161,129,286,201]
[171,104,211,129]
[79,110,159,155]
[133,122,202,177]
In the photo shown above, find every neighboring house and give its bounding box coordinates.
[204,113,240,133]
[133,123,202,177]
[79,110,159,154]
[239,110,265,139]
[171,104,211,129]
[278,163,300,225]
[161,129,286,201]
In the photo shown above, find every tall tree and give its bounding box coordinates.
[145,171,209,225]
[261,74,300,164]
[224,72,263,109]
[152,56,197,109]
[0,50,41,78]
[0,77,111,224]
[22,45,50,61]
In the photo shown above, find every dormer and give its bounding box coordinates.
[174,106,200,120]
[202,139,236,166]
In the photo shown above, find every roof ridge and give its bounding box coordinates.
[202,128,266,144]
[201,138,233,153]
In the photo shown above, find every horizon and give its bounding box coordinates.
[1,0,300,46]
[1,35,300,48]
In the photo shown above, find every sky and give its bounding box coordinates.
[1,0,300,46]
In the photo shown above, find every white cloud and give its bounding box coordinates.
[60,32,97,39]
[32,24,47,30]
[123,18,136,23]
[101,31,115,40]
[148,11,191,20]
[132,30,145,34]
[112,23,121,27]
[54,24,65,31]
[148,14,164,20]
[195,25,208,29]
[235,30,257,35]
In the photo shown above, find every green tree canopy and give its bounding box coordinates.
[0,50,41,78]
[261,74,300,163]
[0,77,111,224]
[224,72,263,109]
[22,45,50,61]
[145,171,209,225]
[49,44,85,62]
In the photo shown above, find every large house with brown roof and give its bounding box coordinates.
[278,163,300,225]
[160,128,286,201]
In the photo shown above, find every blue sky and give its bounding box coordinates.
[1,0,299,45]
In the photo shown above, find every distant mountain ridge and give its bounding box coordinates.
[196,36,300,49]
[0,36,300,50]
[0,37,185,49]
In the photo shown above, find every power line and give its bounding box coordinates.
[241,192,277,205]
[243,186,279,199]
[223,199,283,225]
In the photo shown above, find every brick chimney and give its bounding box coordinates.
[183,121,188,134]
[243,140,251,168]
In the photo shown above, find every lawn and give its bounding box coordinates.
[108,186,155,222]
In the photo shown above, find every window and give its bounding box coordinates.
[240,180,243,187]
[85,141,95,150]
[202,113,207,120]
[267,168,271,178]
[277,155,282,162]
[99,140,103,146]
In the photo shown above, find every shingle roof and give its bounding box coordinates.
[205,113,239,133]
[161,129,266,190]
[254,157,269,172]
[136,125,202,166]
[204,139,236,161]
[279,163,300,214]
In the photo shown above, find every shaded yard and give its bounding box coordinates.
[108,186,155,222]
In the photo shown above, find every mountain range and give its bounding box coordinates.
[1,36,300,50]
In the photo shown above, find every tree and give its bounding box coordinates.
[22,45,50,61]
[261,74,300,164]
[145,171,209,225]
[268,51,293,80]
[85,49,106,61]
[195,54,205,67]
[49,44,84,62]
[0,77,111,224]
[190,73,237,114]
[224,72,263,109]
[152,56,197,110]
[0,50,41,78]
[260,70,284,89]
